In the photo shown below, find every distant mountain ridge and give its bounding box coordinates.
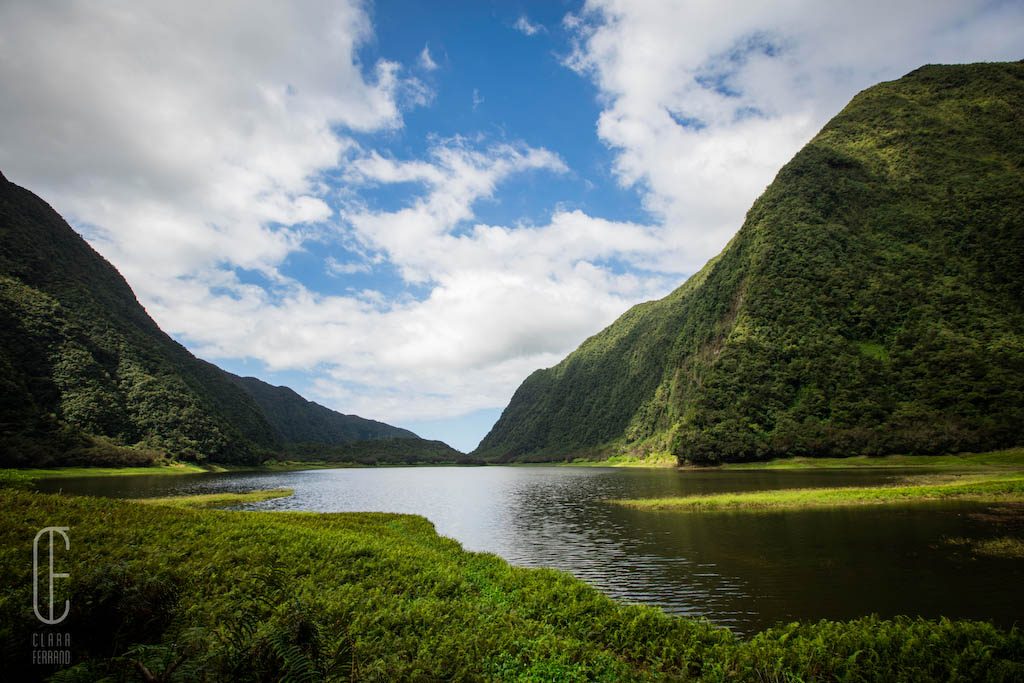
[476,62,1024,464]
[227,374,417,444]
[0,170,461,466]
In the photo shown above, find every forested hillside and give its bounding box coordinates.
[228,375,465,463]
[229,374,416,445]
[0,172,457,466]
[476,62,1024,464]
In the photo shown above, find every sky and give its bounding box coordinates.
[0,1,1021,452]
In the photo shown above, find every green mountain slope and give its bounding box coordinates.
[476,62,1024,464]
[0,171,281,465]
[225,375,465,463]
[228,374,417,444]
[0,171,458,466]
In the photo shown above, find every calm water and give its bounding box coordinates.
[37,466,1024,633]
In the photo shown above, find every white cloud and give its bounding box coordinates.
[152,138,674,423]
[514,15,545,36]
[419,44,439,71]
[0,0,417,294]
[472,88,484,110]
[566,0,1024,271]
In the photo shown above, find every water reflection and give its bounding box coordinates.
[36,466,1024,633]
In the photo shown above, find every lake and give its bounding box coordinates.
[36,465,1024,633]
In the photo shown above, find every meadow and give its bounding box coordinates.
[1,487,1022,681]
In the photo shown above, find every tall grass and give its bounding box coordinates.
[1,489,1021,681]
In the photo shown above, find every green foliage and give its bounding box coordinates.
[284,437,467,465]
[0,177,279,465]
[1,490,1021,681]
[0,469,33,489]
[477,61,1024,465]
[229,375,418,445]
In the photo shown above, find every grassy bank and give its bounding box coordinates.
[612,474,1024,512]
[3,457,484,482]
[715,448,1024,471]
[1,489,1022,681]
[561,452,678,468]
[1,460,360,482]
[8,461,217,479]
[134,488,294,509]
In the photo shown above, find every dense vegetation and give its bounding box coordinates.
[0,171,271,466]
[0,172,457,467]
[2,488,1021,681]
[228,375,416,445]
[476,61,1024,465]
[284,437,467,465]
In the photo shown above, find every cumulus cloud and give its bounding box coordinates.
[151,137,673,422]
[0,0,421,295]
[514,15,545,36]
[566,0,1024,271]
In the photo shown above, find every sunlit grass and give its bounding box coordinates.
[561,452,678,468]
[133,488,294,509]
[2,460,363,481]
[8,462,217,479]
[611,474,1024,512]
[718,448,1024,471]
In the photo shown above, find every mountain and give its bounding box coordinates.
[225,374,466,464]
[475,62,1024,464]
[0,170,459,466]
[227,374,417,444]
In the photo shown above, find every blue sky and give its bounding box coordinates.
[1,0,1021,451]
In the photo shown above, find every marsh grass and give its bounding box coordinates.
[134,488,294,509]
[611,474,1024,512]
[10,462,220,479]
[718,448,1024,471]
[2,489,1022,680]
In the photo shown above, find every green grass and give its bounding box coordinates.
[1,489,1021,681]
[612,474,1024,512]
[513,452,678,468]
[562,452,678,468]
[7,462,218,479]
[2,460,365,481]
[133,488,294,509]
[718,448,1024,471]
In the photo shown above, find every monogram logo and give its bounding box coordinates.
[32,527,70,625]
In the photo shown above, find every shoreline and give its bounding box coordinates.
[5,446,1023,481]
